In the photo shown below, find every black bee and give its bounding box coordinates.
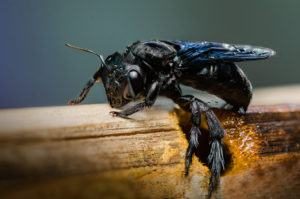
[66,40,275,196]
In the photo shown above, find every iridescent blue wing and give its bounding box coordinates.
[168,40,275,66]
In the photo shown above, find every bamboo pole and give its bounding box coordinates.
[0,100,299,198]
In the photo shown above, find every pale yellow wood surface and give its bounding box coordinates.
[253,85,300,105]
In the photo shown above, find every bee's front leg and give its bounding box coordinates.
[110,80,161,118]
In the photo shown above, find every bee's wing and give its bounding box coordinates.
[170,40,275,66]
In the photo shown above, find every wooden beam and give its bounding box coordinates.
[0,102,299,199]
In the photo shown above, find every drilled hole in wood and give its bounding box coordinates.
[174,108,233,174]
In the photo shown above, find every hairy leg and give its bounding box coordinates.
[205,109,225,197]
[68,78,95,105]
[110,80,161,118]
[68,67,102,105]
[184,98,202,175]
[175,95,225,196]
[110,102,148,119]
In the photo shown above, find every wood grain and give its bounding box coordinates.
[0,101,299,199]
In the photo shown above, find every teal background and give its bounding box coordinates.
[1,0,299,108]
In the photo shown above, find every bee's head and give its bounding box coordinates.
[101,52,145,108]
[65,43,145,109]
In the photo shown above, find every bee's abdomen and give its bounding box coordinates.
[179,63,253,111]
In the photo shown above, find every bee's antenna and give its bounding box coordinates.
[65,43,107,66]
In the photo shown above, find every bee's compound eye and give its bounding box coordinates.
[127,70,144,98]
[129,70,139,79]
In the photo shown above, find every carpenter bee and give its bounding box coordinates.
[66,40,275,196]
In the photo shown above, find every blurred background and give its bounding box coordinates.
[0,0,299,108]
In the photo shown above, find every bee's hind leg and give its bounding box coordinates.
[174,95,225,197]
